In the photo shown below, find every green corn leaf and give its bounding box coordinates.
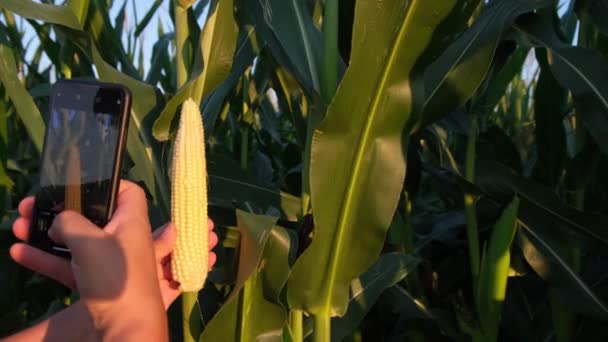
[207,154,301,221]
[560,0,578,41]
[193,0,211,19]
[591,0,608,36]
[438,160,608,321]
[239,0,335,96]
[67,0,89,27]
[531,47,568,187]
[413,0,481,72]
[146,32,173,84]
[513,13,608,158]
[134,0,163,38]
[200,211,291,341]
[518,220,608,319]
[573,94,608,157]
[113,0,127,37]
[1,9,24,62]
[476,160,608,249]
[0,0,82,30]
[287,0,457,317]
[87,0,139,79]
[0,93,13,189]
[514,14,608,108]
[564,141,601,193]
[0,0,137,77]
[414,0,553,132]
[153,0,238,141]
[477,197,519,340]
[0,28,45,153]
[577,0,608,36]
[381,285,462,339]
[201,30,255,134]
[27,20,61,67]
[477,46,529,112]
[331,253,420,341]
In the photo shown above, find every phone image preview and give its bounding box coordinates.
[30,82,128,255]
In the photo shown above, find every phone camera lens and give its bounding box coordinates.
[116,99,122,105]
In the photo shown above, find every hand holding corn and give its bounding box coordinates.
[170,98,210,292]
[7,180,219,341]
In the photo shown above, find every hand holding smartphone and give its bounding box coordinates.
[29,80,131,257]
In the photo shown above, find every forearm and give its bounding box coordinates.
[2,302,168,342]
[2,301,94,342]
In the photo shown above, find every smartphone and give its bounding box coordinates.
[28,79,131,258]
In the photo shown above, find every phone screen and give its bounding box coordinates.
[31,83,127,251]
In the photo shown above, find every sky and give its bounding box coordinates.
[109,0,174,72]
[19,0,209,78]
[105,0,210,74]
[15,0,574,85]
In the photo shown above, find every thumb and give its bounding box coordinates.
[48,210,107,260]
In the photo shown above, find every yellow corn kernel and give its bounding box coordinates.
[171,98,209,292]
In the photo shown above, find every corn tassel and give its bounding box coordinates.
[171,98,209,292]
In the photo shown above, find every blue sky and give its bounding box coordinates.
[112,0,168,73]
[16,0,573,84]
[20,0,209,78]
[106,0,209,73]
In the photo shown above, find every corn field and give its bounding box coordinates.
[1,0,608,341]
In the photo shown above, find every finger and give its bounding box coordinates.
[9,243,76,288]
[159,280,181,309]
[113,180,149,222]
[208,218,214,231]
[12,217,30,241]
[153,223,176,263]
[18,197,35,218]
[152,223,169,240]
[208,231,218,250]
[48,210,107,260]
[156,248,180,309]
[162,257,173,280]
[118,179,140,193]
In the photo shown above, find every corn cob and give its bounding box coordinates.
[171,98,209,292]
[64,145,82,213]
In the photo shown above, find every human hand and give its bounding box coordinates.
[11,197,218,309]
[9,180,218,340]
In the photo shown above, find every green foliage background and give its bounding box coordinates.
[0,0,608,341]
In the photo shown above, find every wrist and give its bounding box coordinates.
[87,298,168,341]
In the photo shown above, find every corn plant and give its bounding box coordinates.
[1,0,608,341]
